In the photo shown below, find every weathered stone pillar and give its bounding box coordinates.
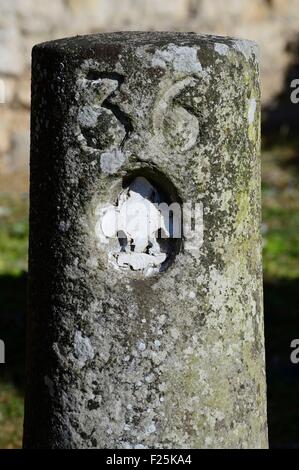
[24,32,268,449]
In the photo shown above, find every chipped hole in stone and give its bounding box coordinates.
[102,168,182,276]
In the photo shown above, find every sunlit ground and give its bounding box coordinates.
[0,137,299,447]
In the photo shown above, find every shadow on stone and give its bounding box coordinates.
[264,278,299,448]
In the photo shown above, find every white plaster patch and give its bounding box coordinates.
[214,43,229,56]
[73,331,94,366]
[146,422,156,435]
[98,177,172,275]
[78,105,99,127]
[100,149,126,174]
[170,327,180,340]
[248,98,256,124]
[137,340,146,351]
[205,436,213,446]
[86,257,98,268]
[152,44,202,73]
[233,40,259,62]
[117,252,166,271]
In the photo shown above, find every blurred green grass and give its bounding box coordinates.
[0,382,24,448]
[262,140,299,281]
[0,137,299,448]
[0,192,28,449]
[0,194,28,276]
[261,138,299,448]
[263,207,299,279]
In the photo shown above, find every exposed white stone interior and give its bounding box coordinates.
[100,177,172,276]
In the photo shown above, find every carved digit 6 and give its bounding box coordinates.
[152,78,199,152]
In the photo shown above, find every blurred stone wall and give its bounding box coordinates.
[0,0,298,175]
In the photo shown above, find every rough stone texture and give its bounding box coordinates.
[1,0,299,176]
[24,32,268,449]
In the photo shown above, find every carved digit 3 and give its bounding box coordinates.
[77,72,132,152]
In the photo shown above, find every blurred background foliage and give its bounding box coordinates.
[1,0,299,450]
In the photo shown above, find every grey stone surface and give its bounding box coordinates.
[24,32,268,449]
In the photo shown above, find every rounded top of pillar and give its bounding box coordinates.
[32,31,259,64]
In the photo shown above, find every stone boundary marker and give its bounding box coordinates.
[23,32,268,449]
